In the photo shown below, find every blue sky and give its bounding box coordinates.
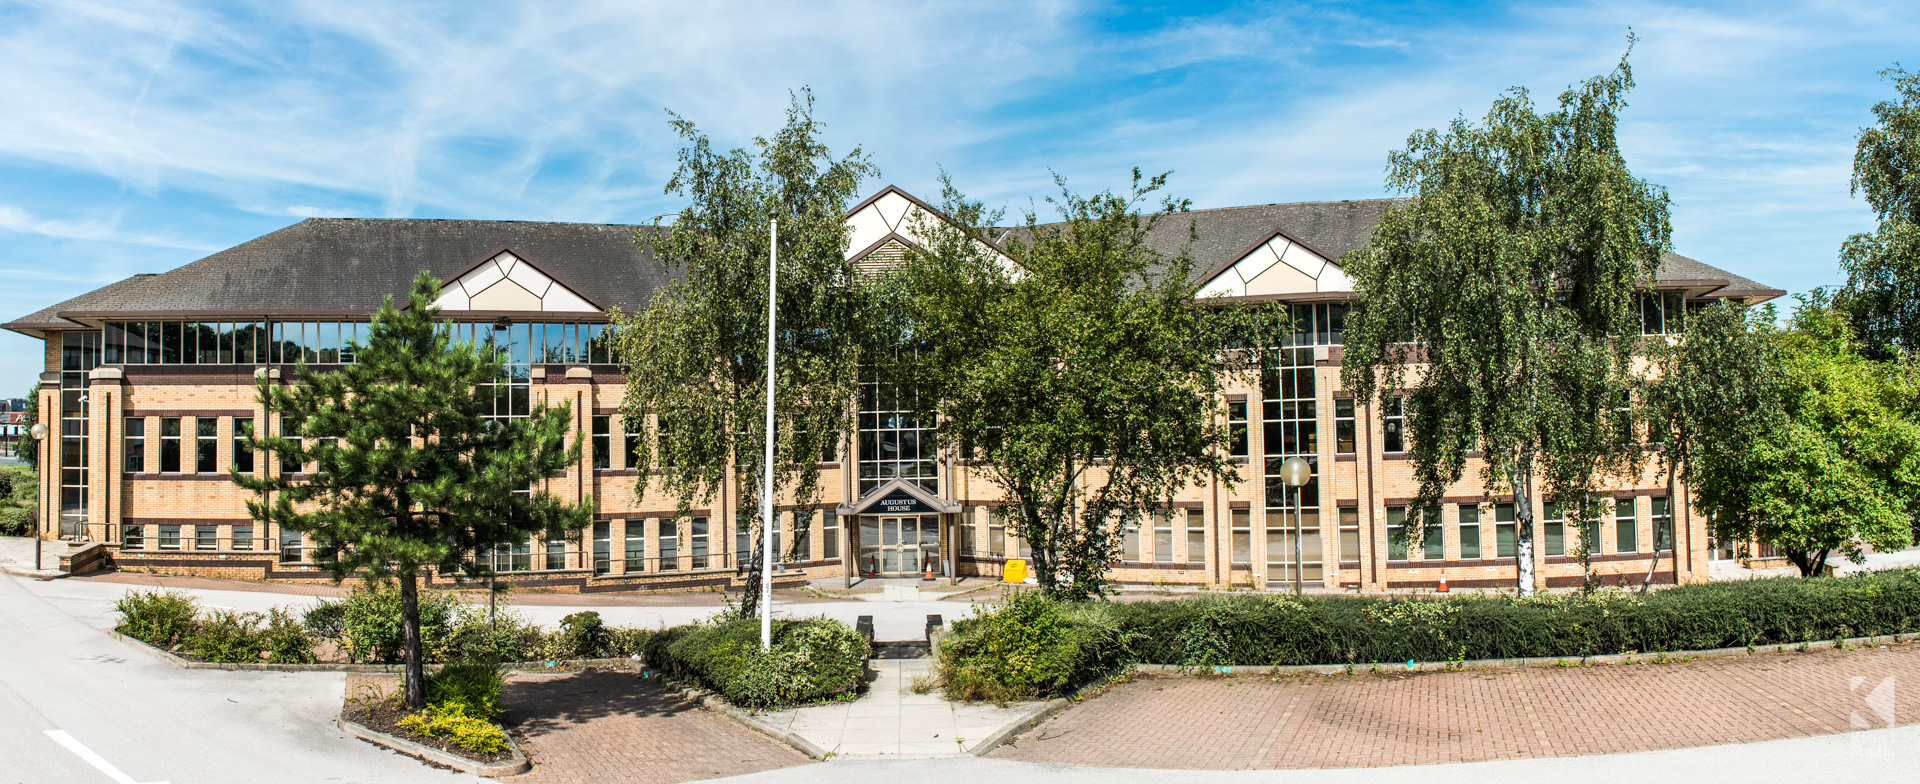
[0,0,1914,395]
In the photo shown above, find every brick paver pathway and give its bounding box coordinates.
[992,641,1919,769]
[503,669,808,784]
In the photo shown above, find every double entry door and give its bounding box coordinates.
[863,515,940,576]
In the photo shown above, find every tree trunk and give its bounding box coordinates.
[400,570,426,709]
[1512,465,1536,597]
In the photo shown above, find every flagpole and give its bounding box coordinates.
[760,218,778,653]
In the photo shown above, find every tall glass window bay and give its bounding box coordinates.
[1263,346,1320,583]
[858,378,937,495]
[102,320,616,366]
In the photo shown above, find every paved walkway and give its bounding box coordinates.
[0,534,64,574]
[992,641,1918,769]
[759,658,1038,756]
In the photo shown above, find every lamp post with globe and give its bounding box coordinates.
[27,421,45,569]
[1278,456,1311,596]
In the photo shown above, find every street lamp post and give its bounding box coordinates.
[28,421,46,571]
[1278,457,1311,596]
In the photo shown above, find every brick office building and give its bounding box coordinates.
[5,186,1782,592]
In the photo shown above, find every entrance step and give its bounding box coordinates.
[871,640,931,660]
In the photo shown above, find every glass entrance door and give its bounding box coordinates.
[871,515,940,576]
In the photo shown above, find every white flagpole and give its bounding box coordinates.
[760,217,778,653]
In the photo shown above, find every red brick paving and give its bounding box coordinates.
[992,641,1920,769]
[503,670,808,784]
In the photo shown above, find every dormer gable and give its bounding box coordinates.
[1196,229,1353,299]
[429,248,603,313]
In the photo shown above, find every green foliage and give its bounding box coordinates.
[643,617,869,709]
[1840,66,1920,359]
[398,701,507,754]
[1340,45,1668,594]
[0,466,38,536]
[935,570,1920,697]
[419,663,505,721]
[870,171,1237,599]
[234,271,589,706]
[18,383,37,471]
[556,611,611,658]
[444,610,547,665]
[306,584,463,664]
[936,589,1125,703]
[609,90,876,618]
[188,610,267,663]
[1715,296,1920,574]
[262,608,317,664]
[113,589,199,648]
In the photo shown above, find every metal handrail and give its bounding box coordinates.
[121,534,278,552]
[589,551,734,576]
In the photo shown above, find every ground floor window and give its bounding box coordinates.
[1457,505,1480,560]
[1267,508,1322,581]
[1616,499,1637,553]
[1232,510,1252,564]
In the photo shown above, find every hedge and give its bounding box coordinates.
[642,617,870,709]
[938,568,1920,701]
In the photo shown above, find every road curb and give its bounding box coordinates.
[109,632,643,674]
[966,696,1072,756]
[336,716,530,778]
[1126,632,1915,676]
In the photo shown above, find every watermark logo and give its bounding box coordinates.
[1849,676,1896,729]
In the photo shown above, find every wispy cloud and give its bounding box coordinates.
[0,0,1914,394]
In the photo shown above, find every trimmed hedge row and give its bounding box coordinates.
[939,569,1920,701]
[643,617,870,709]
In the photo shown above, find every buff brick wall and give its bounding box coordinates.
[39,329,1709,592]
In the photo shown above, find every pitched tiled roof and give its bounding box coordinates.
[6,194,1780,335]
[6,218,668,332]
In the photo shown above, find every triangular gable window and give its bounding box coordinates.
[431,251,599,312]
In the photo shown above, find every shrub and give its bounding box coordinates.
[114,589,199,648]
[644,617,869,709]
[445,609,546,665]
[937,589,1122,704]
[607,626,652,658]
[0,505,30,537]
[188,610,266,663]
[557,611,611,658]
[262,607,317,664]
[933,569,1920,700]
[398,701,507,754]
[306,584,463,664]
[421,663,505,720]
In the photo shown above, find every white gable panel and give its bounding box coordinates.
[542,286,597,312]
[1279,241,1327,280]
[1317,264,1354,291]
[873,192,914,232]
[469,279,542,311]
[1243,256,1317,296]
[434,286,471,310]
[1199,275,1245,298]
[505,257,555,297]
[844,205,893,261]
[461,256,509,295]
[1235,240,1284,284]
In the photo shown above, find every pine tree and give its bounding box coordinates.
[233,272,589,708]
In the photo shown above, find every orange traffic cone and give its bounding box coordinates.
[924,558,936,581]
[1437,568,1449,593]
[866,557,878,578]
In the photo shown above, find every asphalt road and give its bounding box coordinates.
[0,572,484,784]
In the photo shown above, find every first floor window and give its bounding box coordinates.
[546,537,567,570]
[196,418,218,473]
[624,520,646,572]
[988,508,1006,557]
[159,524,180,550]
[1186,509,1206,565]
[1385,506,1408,561]
[689,517,709,569]
[1543,502,1566,557]
[195,524,217,550]
[1495,503,1516,558]
[1616,499,1637,553]
[623,416,642,470]
[124,418,145,473]
[1653,497,1674,551]
[593,521,611,574]
[1232,509,1252,564]
[233,525,253,550]
[1152,510,1174,563]
[1120,510,1140,562]
[660,520,679,570]
[233,418,254,473]
[1227,400,1248,456]
[1458,505,1481,560]
[160,418,181,473]
[824,511,840,559]
[1337,508,1359,563]
[591,416,610,470]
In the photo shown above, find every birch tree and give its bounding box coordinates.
[1340,49,1669,595]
